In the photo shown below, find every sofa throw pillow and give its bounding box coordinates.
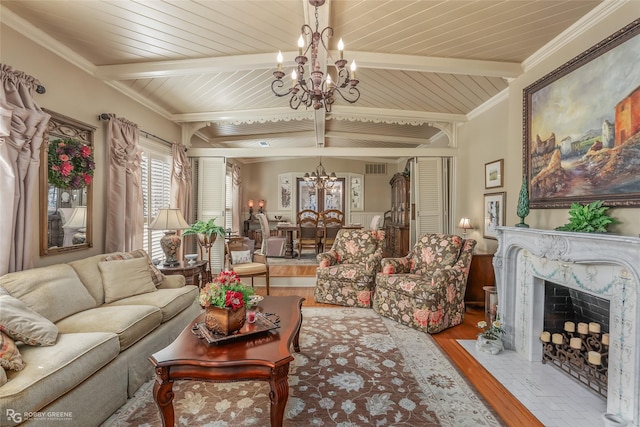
[0,331,25,371]
[99,257,158,304]
[231,250,252,265]
[104,249,165,286]
[0,293,58,346]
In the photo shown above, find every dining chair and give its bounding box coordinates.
[296,209,320,258]
[320,209,344,224]
[257,213,286,257]
[321,216,342,252]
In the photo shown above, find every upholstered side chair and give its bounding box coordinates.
[372,233,476,333]
[257,213,286,257]
[314,229,386,308]
[225,237,270,295]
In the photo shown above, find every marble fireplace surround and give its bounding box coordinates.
[493,227,640,426]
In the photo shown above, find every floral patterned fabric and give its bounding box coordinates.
[373,234,476,333]
[314,229,385,307]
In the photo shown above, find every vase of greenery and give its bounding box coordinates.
[475,315,505,355]
[182,218,226,247]
[555,200,615,233]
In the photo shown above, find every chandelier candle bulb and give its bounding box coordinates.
[338,38,344,60]
[577,322,589,334]
[298,35,304,55]
[540,331,551,342]
[588,351,602,365]
[602,333,610,346]
[589,322,601,333]
[570,337,582,349]
[350,60,357,79]
[564,321,575,332]
[277,51,283,70]
[552,333,563,345]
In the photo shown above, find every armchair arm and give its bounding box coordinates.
[429,266,467,293]
[364,252,384,272]
[380,256,411,274]
[317,250,338,267]
[253,251,267,264]
[157,274,186,289]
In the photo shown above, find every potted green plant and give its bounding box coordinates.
[182,218,226,247]
[555,200,615,233]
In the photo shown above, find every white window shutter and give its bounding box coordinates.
[415,157,445,237]
[198,158,226,273]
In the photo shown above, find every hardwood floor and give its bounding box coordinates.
[258,265,544,427]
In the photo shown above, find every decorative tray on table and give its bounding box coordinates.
[191,312,280,345]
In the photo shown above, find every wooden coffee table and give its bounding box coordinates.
[149,295,304,427]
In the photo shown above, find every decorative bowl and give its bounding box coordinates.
[185,254,198,264]
[249,295,264,307]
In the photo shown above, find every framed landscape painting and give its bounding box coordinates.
[485,159,503,189]
[523,19,640,208]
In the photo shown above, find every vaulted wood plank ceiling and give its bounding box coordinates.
[2,0,604,159]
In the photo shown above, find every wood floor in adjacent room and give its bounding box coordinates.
[259,264,543,427]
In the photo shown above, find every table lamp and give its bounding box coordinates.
[457,217,473,237]
[248,199,254,219]
[61,206,87,246]
[150,208,190,266]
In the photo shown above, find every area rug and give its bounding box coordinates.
[102,308,503,427]
[267,253,319,266]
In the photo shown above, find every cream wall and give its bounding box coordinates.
[457,4,640,249]
[241,157,394,219]
[1,25,182,267]
[456,97,509,254]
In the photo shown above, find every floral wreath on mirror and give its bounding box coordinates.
[48,138,95,189]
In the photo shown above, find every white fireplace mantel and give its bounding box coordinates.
[493,226,640,426]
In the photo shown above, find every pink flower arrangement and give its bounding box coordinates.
[198,271,254,309]
[48,138,95,189]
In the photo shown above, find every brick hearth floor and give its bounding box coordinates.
[458,340,606,427]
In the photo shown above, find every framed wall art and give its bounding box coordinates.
[523,19,640,208]
[485,159,503,189]
[277,173,292,210]
[350,174,364,211]
[483,192,505,240]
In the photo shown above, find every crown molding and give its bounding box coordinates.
[467,88,509,121]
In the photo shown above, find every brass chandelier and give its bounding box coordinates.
[271,0,360,112]
[304,158,337,190]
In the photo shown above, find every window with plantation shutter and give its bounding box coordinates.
[225,170,233,230]
[197,157,226,273]
[140,138,172,261]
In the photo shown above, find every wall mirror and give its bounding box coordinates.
[40,109,96,255]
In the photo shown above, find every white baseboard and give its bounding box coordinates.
[247,277,316,288]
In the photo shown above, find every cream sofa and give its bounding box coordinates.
[0,252,201,426]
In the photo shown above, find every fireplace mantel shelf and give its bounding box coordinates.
[493,226,640,427]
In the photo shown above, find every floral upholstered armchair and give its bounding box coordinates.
[314,229,386,307]
[372,234,476,333]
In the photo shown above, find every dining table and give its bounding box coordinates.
[275,222,364,259]
[275,223,299,259]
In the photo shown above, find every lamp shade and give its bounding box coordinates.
[63,206,87,229]
[457,217,472,230]
[149,208,190,231]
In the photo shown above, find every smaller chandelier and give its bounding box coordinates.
[271,0,360,112]
[304,158,337,190]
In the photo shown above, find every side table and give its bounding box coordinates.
[158,260,207,287]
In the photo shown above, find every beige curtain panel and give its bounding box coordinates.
[104,114,143,253]
[0,64,50,275]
